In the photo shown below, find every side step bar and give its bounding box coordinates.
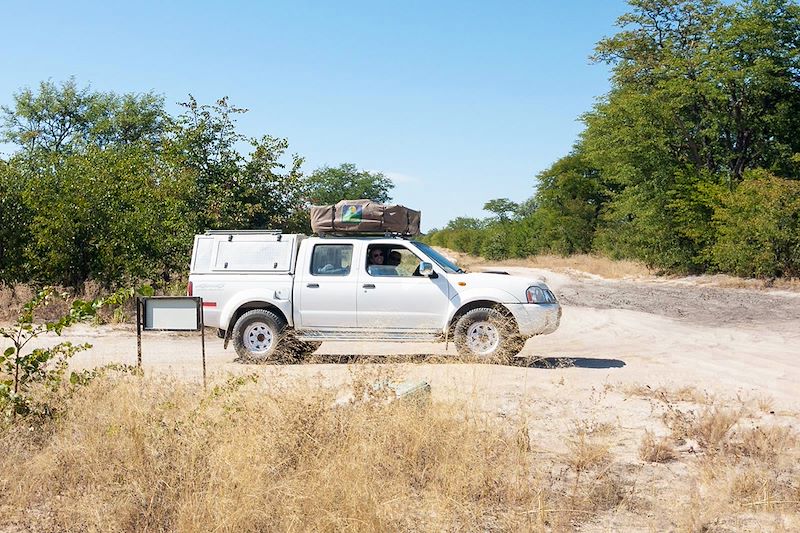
[296,329,443,342]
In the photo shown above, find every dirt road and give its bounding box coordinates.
[13,266,794,413]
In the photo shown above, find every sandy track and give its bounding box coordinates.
[556,276,800,326]
[7,266,796,412]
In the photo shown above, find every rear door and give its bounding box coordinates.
[295,241,360,328]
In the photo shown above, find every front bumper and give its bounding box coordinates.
[506,303,561,337]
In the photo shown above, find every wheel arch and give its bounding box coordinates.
[223,301,289,349]
[448,300,518,334]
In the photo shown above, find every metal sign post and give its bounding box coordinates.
[136,296,206,388]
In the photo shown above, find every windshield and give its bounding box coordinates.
[412,241,465,274]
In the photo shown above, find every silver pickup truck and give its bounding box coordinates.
[188,230,560,363]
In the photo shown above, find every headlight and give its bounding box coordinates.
[526,286,556,304]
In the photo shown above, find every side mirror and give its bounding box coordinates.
[419,261,434,277]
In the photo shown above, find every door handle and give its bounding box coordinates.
[307,283,319,288]
[362,284,376,289]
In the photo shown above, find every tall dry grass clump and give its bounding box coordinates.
[0,372,630,532]
[638,431,677,463]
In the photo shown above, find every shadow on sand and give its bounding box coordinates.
[280,353,626,369]
[511,356,626,369]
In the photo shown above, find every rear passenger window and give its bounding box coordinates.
[311,244,353,276]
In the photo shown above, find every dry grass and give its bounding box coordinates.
[627,387,800,530]
[0,283,38,322]
[513,254,653,279]
[639,431,677,463]
[622,383,713,405]
[688,273,800,292]
[437,247,800,289]
[2,375,798,532]
[440,249,652,279]
[0,372,635,532]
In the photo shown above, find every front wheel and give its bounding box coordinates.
[453,307,524,364]
[231,309,287,363]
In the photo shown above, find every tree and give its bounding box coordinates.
[0,79,318,288]
[582,0,800,270]
[590,0,800,185]
[163,96,249,231]
[445,217,486,231]
[164,96,310,234]
[711,170,800,277]
[0,159,31,284]
[528,149,608,255]
[236,136,307,233]
[21,144,175,287]
[1,78,164,157]
[306,163,393,205]
[483,198,519,222]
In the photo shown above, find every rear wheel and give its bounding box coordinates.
[232,309,287,363]
[453,307,524,364]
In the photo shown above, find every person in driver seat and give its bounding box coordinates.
[367,247,398,276]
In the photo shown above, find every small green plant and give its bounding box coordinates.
[0,287,132,416]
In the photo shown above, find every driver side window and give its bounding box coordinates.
[366,245,422,277]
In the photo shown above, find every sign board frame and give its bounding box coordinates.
[141,296,203,331]
[136,297,206,387]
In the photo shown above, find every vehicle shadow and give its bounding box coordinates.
[301,353,458,365]
[296,353,626,368]
[513,356,626,369]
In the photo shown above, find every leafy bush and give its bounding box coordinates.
[0,287,131,417]
[711,172,800,278]
[0,160,31,284]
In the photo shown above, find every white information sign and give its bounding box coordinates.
[143,297,202,331]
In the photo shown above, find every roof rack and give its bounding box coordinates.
[204,229,282,235]
[317,232,411,239]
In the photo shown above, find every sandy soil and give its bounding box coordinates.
[4,267,799,530]
[18,265,793,410]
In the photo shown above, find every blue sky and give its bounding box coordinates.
[1,0,630,230]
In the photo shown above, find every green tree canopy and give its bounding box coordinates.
[582,0,800,270]
[306,163,394,205]
[2,78,165,156]
[0,81,313,287]
[528,149,608,255]
[586,0,800,186]
[483,198,519,222]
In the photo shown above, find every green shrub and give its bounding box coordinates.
[711,172,800,278]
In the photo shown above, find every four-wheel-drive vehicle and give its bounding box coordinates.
[188,230,561,363]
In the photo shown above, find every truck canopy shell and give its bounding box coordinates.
[190,232,302,274]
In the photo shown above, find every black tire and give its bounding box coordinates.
[453,307,524,364]
[231,309,287,363]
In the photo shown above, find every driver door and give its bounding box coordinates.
[356,244,450,330]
